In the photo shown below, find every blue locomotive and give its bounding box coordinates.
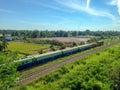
[17,41,104,70]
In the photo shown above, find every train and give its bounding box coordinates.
[17,40,104,70]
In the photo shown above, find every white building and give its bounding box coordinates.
[0,34,12,41]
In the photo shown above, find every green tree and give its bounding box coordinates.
[0,42,3,51]
[2,34,8,51]
[31,30,40,38]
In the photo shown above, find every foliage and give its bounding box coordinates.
[0,33,9,51]
[2,40,8,51]
[38,50,43,54]
[72,42,77,47]
[0,51,19,90]
[50,40,64,46]
[0,42,3,51]
[59,45,66,50]
[109,64,120,90]
[0,50,19,63]
[1,30,120,38]
[0,62,19,90]
[50,45,56,51]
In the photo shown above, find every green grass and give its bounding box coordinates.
[0,41,50,62]
[7,42,49,55]
[0,51,18,62]
[15,42,120,90]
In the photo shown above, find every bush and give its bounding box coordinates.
[19,86,27,90]
[43,72,60,84]
[38,50,43,54]
[59,45,66,50]
[50,45,56,51]
[58,66,69,74]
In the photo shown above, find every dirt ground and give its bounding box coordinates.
[39,37,90,43]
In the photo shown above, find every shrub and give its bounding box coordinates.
[38,50,43,54]
[19,86,27,90]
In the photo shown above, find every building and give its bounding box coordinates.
[0,34,12,41]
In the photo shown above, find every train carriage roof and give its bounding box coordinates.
[16,43,93,63]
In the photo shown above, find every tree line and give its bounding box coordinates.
[0,30,120,38]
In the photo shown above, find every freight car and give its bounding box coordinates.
[17,41,104,70]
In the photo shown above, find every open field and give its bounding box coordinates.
[7,42,49,55]
[37,37,90,43]
[15,41,120,90]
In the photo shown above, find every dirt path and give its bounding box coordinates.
[18,41,119,85]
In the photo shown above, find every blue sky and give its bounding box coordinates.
[0,0,120,31]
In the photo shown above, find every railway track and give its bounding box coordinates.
[18,41,119,85]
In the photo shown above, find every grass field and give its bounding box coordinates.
[7,42,49,55]
[15,42,120,90]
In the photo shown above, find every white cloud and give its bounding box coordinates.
[0,9,14,13]
[117,0,120,15]
[108,0,120,15]
[55,0,115,20]
[114,23,120,26]
[86,0,90,8]
[109,0,117,5]
[23,0,74,13]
